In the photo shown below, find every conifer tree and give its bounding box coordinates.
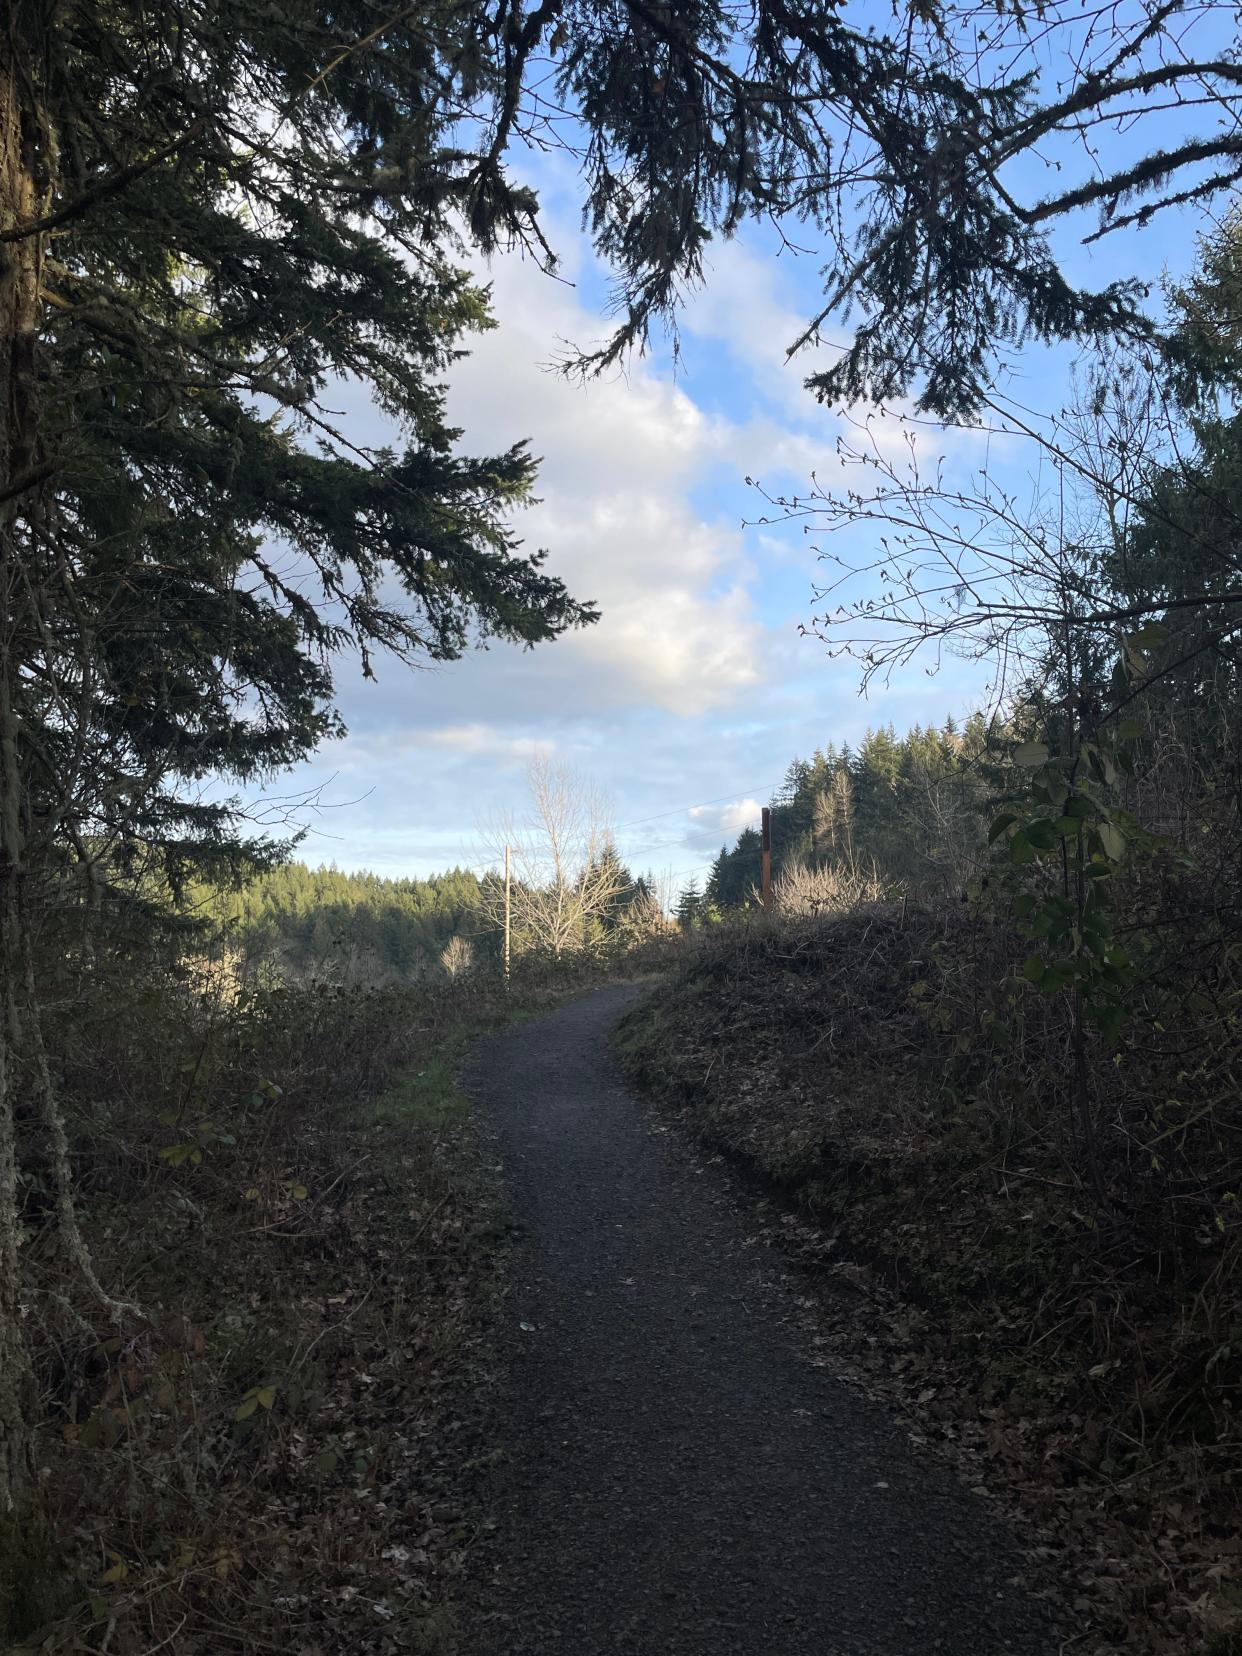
[3,0,1241,1513]
[0,0,597,1511]
[675,878,704,932]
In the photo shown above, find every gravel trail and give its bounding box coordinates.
[462,985,1057,1656]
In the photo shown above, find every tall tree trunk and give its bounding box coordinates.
[0,19,45,1516]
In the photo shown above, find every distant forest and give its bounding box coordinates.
[192,863,486,982]
[694,715,994,919]
[194,853,663,981]
[206,713,999,971]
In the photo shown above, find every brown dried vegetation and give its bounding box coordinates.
[618,907,1242,1655]
[5,955,563,1655]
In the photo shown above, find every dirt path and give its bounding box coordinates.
[462,986,1058,1655]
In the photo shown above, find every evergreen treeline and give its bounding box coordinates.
[194,863,484,982]
[193,848,669,980]
[702,716,994,915]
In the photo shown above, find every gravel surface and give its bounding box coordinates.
[462,986,1059,1656]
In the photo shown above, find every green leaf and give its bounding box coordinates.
[1014,741,1049,767]
[988,811,1018,843]
[1118,718,1144,740]
[1088,748,1117,786]
[1097,821,1125,861]
[1023,955,1045,983]
[256,1385,277,1411]
[1009,832,1037,865]
[1089,1003,1128,1045]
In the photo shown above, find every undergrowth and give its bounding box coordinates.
[5,950,593,1655]
[617,906,1242,1656]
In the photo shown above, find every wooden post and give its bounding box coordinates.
[503,843,511,988]
[761,807,772,909]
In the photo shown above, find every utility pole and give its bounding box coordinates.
[761,807,772,909]
[503,843,511,988]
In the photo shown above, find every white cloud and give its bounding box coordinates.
[684,238,824,419]
[689,796,762,831]
[686,796,763,850]
[416,724,554,761]
[247,189,1001,883]
[319,217,773,734]
[682,235,997,484]
[433,241,767,719]
[720,797,763,834]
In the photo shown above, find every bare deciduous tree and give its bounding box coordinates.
[812,772,857,871]
[484,760,630,957]
[773,859,885,917]
[440,934,475,979]
[763,347,1194,701]
[897,758,988,893]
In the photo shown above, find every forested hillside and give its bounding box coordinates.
[190,843,666,983]
[702,717,993,912]
[194,862,485,981]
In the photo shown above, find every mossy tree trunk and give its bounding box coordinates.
[0,14,47,1515]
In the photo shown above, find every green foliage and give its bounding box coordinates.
[372,1056,471,1133]
[7,1,599,889]
[991,720,1146,1043]
[234,1384,278,1423]
[192,860,487,981]
[675,879,707,931]
[546,3,1226,413]
[707,716,993,909]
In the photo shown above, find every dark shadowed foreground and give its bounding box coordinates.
[461,986,1058,1656]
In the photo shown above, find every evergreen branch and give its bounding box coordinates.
[1022,134,1242,228]
[0,118,207,244]
[992,58,1242,169]
[0,463,54,506]
[1081,162,1242,244]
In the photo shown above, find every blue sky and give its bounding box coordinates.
[262,27,1225,895]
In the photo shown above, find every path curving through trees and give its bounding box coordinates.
[462,986,1056,1655]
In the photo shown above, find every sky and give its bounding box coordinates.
[262,22,1226,895]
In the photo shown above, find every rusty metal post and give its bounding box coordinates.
[761,806,772,909]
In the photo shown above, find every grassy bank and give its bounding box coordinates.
[616,910,1242,1656]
